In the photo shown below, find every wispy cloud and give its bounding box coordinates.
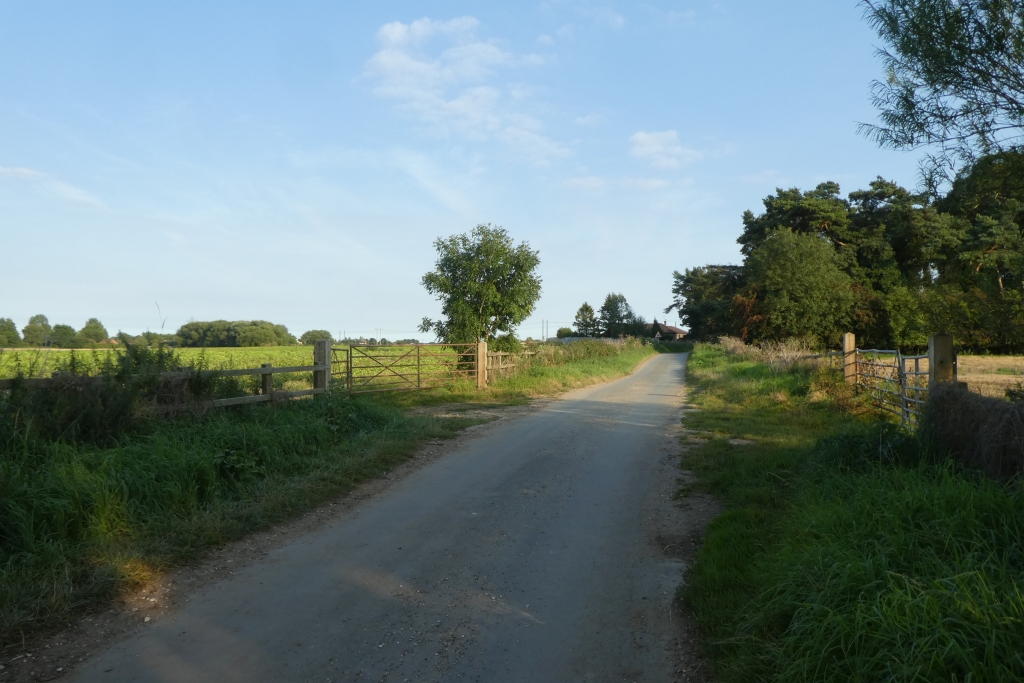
[629,130,702,169]
[0,166,105,207]
[364,17,569,165]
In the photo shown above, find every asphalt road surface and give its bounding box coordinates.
[70,352,692,683]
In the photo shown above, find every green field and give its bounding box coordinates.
[0,346,318,379]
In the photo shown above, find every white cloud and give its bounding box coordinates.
[0,166,105,207]
[629,130,702,169]
[574,112,601,126]
[364,17,568,165]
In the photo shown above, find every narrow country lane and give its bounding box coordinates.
[70,353,695,683]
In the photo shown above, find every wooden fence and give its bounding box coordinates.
[1,340,546,408]
[843,332,957,425]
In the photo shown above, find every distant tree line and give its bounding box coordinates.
[0,315,345,349]
[668,151,1024,350]
[568,293,650,338]
[0,315,110,348]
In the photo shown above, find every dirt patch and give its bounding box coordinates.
[0,402,541,683]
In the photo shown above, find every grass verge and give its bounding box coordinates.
[0,338,680,645]
[682,343,1024,682]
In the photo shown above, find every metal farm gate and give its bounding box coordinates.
[330,343,482,395]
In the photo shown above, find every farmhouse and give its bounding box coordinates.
[649,320,686,341]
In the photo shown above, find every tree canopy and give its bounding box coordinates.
[79,318,109,343]
[573,302,599,337]
[670,152,1024,351]
[597,293,646,338]
[299,330,334,345]
[21,315,51,347]
[176,320,295,347]
[737,229,854,344]
[419,224,542,344]
[0,318,22,347]
[861,0,1024,184]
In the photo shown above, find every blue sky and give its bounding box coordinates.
[0,1,924,340]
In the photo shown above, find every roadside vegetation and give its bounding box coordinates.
[0,337,680,645]
[681,341,1024,682]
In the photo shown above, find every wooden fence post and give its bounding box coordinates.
[929,333,955,386]
[476,341,488,389]
[843,332,857,385]
[313,339,330,397]
[261,363,273,400]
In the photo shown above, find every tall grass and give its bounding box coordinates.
[0,393,476,644]
[682,343,1024,682]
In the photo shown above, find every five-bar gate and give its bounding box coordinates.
[331,343,483,395]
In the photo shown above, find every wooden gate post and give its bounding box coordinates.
[929,334,955,386]
[842,332,857,385]
[476,341,488,389]
[261,363,273,400]
[313,339,330,397]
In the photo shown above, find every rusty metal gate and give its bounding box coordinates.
[331,343,479,395]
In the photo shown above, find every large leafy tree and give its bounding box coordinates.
[50,324,83,348]
[597,293,646,337]
[573,303,599,337]
[737,229,854,344]
[79,318,109,343]
[0,318,22,347]
[419,224,542,344]
[665,265,745,341]
[300,330,334,345]
[176,320,295,347]
[861,0,1024,185]
[21,314,52,347]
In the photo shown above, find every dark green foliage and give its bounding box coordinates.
[49,324,81,348]
[79,318,108,343]
[490,334,522,352]
[21,315,51,347]
[666,266,744,341]
[176,320,295,347]
[419,224,542,344]
[674,153,1024,350]
[738,229,854,344]
[573,302,598,337]
[299,330,334,345]
[860,0,1024,185]
[597,293,646,337]
[555,327,574,338]
[0,318,21,347]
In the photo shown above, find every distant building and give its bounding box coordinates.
[649,320,687,341]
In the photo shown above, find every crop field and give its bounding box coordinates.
[957,354,1024,397]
